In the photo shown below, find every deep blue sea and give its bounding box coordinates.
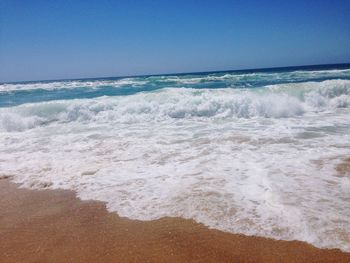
[1,64,350,251]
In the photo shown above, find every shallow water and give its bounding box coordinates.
[1,64,350,251]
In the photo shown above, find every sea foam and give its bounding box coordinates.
[1,79,349,132]
[1,70,350,252]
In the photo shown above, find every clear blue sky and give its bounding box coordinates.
[1,0,350,82]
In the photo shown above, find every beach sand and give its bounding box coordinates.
[1,179,350,263]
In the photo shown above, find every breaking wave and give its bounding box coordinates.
[1,67,350,252]
[1,79,349,132]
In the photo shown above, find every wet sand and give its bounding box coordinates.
[1,179,349,263]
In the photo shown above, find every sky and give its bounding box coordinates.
[0,0,350,82]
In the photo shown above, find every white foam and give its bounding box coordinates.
[0,78,147,92]
[1,79,349,132]
[1,78,350,252]
[1,68,350,92]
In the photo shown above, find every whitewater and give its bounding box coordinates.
[1,64,350,251]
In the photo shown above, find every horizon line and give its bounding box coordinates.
[2,62,350,84]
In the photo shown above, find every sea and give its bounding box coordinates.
[1,63,350,251]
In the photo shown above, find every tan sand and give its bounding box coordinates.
[336,157,350,176]
[0,179,349,263]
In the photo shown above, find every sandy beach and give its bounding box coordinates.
[2,1,350,262]
[1,179,349,263]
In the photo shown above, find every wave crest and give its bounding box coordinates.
[1,79,349,132]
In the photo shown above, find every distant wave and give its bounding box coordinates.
[1,68,350,93]
[1,79,349,132]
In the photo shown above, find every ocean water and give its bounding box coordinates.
[1,64,350,251]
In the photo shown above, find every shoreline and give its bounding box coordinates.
[1,178,350,263]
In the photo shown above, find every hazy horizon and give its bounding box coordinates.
[1,62,350,84]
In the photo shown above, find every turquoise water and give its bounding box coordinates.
[1,64,350,108]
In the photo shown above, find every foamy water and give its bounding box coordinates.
[1,65,350,251]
